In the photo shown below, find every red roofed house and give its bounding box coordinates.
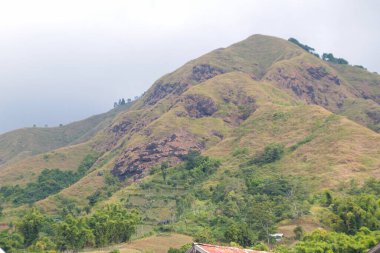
[186,243,271,253]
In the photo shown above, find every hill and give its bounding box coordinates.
[0,34,379,252]
[0,103,132,167]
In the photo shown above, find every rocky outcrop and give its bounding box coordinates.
[94,111,160,152]
[366,109,380,125]
[183,94,218,118]
[191,64,225,82]
[307,67,340,85]
[111,130,202,181]
[221,89,257,124]
[144,81,189,106]
[142,65,224,107]
[265,65,346,109]
[112,118,133,134]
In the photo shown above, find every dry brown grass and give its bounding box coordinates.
[84,233,193,253]
[0,142,93,186]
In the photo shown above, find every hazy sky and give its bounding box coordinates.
[0,0,379,133]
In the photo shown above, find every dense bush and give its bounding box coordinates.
[168,150,221,187]
[294,229,380,253]
[88,204,140,247]
[322,194,380,234]
[249,143,285,165]
[55,214,94,251]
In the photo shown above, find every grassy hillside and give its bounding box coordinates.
[0,103,131,166]
[101,74,380,221]
[139,34,380,131]
[0,143,94,187]
[0,34,379,252]
[29,72,379,233]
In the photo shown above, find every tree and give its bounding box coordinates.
[322,53,349,64]
[0,230,24,252]
[324,190,333,207]
[28,236,56,252]
[248,201,277,244]
[18,208,44,247]
[294,226,304,240]
[194,228,215,244]
[323,194,380,234]
[88,204,140,247]
[224,222,258,247]
[175,194,195,219]
[294,229,380,253]
[288,38,319,57]
[288,38,315,53]
[55,214,94,252]
[160,162,169,182]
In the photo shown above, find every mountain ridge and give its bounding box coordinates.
[0,35,379,247]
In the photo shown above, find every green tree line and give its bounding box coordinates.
[0,204,140,252]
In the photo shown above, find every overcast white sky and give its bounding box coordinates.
[0,0,379,133]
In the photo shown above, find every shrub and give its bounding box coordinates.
[294,226,304,240]
[250,144,284,165]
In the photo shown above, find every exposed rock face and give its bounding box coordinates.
[265,65,346,109]
[111,130,202,181]
[112,118,133,134]
[183,94,218,118]
[221,89,257,124]
[356,87,380,105]
[191,64,225,82]
[307,66,328,80]
[143,65,224,107]
[307,67,340,85]
[366,109,380,125]
[144,81,189,106]
[96,117,134,151]
[94,111,160,153]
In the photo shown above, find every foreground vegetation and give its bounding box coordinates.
[1,146,380,253]
[0,204,140,252]
[115,151,380,252]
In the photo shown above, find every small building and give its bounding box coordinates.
[186,243,271,253]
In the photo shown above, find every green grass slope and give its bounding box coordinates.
[0,104,131,166]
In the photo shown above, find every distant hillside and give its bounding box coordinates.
[0,103,132,166]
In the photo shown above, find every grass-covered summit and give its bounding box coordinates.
[0,34,379,252]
